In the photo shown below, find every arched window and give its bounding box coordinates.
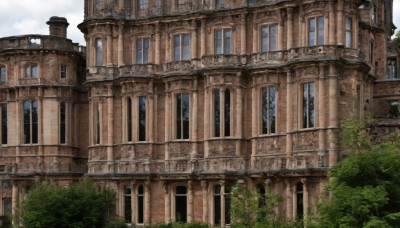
[95,38,103,66]
[175,186,187,222]
[124,187,132,223]
[23,100,38,144]
[137,186,144,224]
[296,183,304,218]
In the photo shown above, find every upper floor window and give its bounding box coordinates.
[0,104,7,145]
[174,34,190,61]
[387,58,397,79]
[93,102,101,144]
[371,3,377,24]
[345,17,352,48]
[95,0,102,9]
[60,64,67,79]
[261,86,276,134]
[23,100,38,144]
[60,102,66,144]
[138,96,146,141]
[177,0,188,10]
[126,96,147,142]
[136,38,150,64]
[213,89,231,137]
[215,29,232,55]
[138,0,148,10]
[0,65,6,82]
[176,93,189,139]
[216,0,224,8]
[308,16,324,46]
[302,82,315,129]
[261,24,277,52]
[25,64,38,79]
[95,38,103,66]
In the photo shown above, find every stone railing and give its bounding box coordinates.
[0,162,87,174]
[207,139,237,157]
[201,54,243,68]
[18,78,44,86]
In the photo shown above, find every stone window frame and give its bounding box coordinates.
[0,64,7,82]
[171,185,188,223]
[59,101,67,144]
[294,182,304,219]
[124,95,148,143]
[211,87,232,138]
[23,99,39,145]
[344,16,354,48]
[213,27,233,55]
[91,100,101,145]
[299,81,315,129]
[307,16,325,46]
[0,103,7,145]
[173,92,191,140]
[211,183,231,227]
[259,23,278,53]
[60,64,67,79]
[134,37,151,64]
[124,186,132,224]
[259,85,277,135]
[136,185,145,225]
[387,57,398,79]
[24,63,38,79]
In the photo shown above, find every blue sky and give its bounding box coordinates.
[0,0,399,46]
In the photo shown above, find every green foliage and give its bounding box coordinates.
[392,31,400,49]
[230,184,295,228]
[311,116,400,227]
[105,217,129,228]
[388,104,400,118]
[22,179,116,228]
[145,222,209,228]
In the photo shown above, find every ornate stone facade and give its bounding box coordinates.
[0,0,398,227]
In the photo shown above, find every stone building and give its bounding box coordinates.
[0,0,398,227]
[0,17,87,217]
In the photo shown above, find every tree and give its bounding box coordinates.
[393,30,400,49]
[22,179,116,228]
[312,116,400,227]
[230,184,296,228]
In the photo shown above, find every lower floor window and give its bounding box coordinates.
[214,185,231,225]
[175,186,187,223]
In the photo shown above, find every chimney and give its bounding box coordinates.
[46,16,69,38]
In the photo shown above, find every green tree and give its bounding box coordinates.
[230,184,295,228]
[22,179,116,228]
[312,117,400,227]
[393,30,400,49]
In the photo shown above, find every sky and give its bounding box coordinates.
[0,0,400,46]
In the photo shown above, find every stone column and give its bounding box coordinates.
[201,180,208,223]
[118,23,124,66]
[318,64,326,166]
[299,7,305,46]
[149,82,154,142]
[287,8,293,49]
[285,180,293,220]
[278,21,283,50]
[201,19,206,57]
[240,13,246,54]
[107,85,114,171]
[236,86,242,156]
[163,182,171,223]
[204,84,210,157]
[187,181,194,222]
[251,78,257,166]
[192,80,198,158]
[107,28,113,66]
[302,178,309,218]
[165,91,171,159]
[337,0,344,45]
[144,180,151,224]
[286,71,293,168]
[155,23,161,64]
[131,181,137,224]
[118,0,124,10]
[220,181,225,226]
[191,21,197,59]
[12,182,18,220]
[328,2,335,45]
[328,65,338,166]
[252,15,258,53]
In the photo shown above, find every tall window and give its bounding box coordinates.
[94,103,100,144]
[137,186,144,224]
[0,65,6,82]
[138,0,148,10]
[370,42,374,63]
[215,29,232,54]
[95,0,102,9]
[125,187,132,223]
[177,0,188,9]
[60,64,67,79]
[302,82,315,129]
[138,96,146,141]
[127,97,132,142]
[371,3,377,24]
[0,104,7,145]
[174,34,190,61]
[214,185,231,226]
[387,58,397,79]
[261,86,276,134]
[308,16,324,46]
[60,102,66,144]
[25,64,38,78]
[175,186,187,222]
[176,93,189,139]
[216,0,224,8]
[23,100,38,144]
[261,25,277,52]
[2,198,11,214]
[296,183,304,218]
[136,38,150,64]
[213,89,231,137]
[345,17,352,48]
[95,38,103,66]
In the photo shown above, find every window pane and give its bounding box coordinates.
[215,30,222,54]
[317,17,324,45]
[262,88,268,134]
[225,192,231,224]
[182,34,190,60]
[309,18,315,46]
[96,104,100,144]
[296,183,304,218]
[309,82,315,128]
[224,89,230,137]
[96,39,103,65]
[269,87,276,133]
[224,30,232,54]
[214,186,221,225]
[60,102,66,144]
[125,187,132,223]
[32,65,38,78]
[139,96,146,141]
[138,186,144,224]
[174,35,181,61]
[269,25,276,51]
[261,26,268,52]
[1,104,6,144]
[143,38,149,64]
[175,186,187,222]
[127,98,132,142]
[214,90,220,137]
[345,17,352,48]
[136,39,143,64]
[0,66,6,82]
[23,101,30,144]
[32,100,38,144]
[182,94,190,139]
[303,83,308,128]
[176,94,182,139]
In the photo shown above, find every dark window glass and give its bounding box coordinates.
[302,82,314,128]
[224,29,232,54]
[296,183,304,218]
[175,186,187,222]
[309,17,324,46]
[32,100,38,144]
[317,17,324,45]
[60,64,67,78]
[1,104,6,145]
[257,185,266,219]
[176,94,189,139]
[346,17,352,48]
[262,87,276,134]
[216,0,224,8]
[25,64,38,78]
[60,102,66,144]
[23,101,30,144]
[0,66,6,82]
[96,38,103,66]
[3,198,11,214]
[139,96,146,141]
[224,89,230,137]
[214,185,221,225]
[138,186,144,224]
[23,100,38,144]
[308,18,315,46]
[174,34,190,61]
[214,90,220,137]
[261,25,277,52]
[127,98,132,142]
[95,0,102,9]
[139,0,148,10]
[215,30,223,54]
[125,187,132,223]
[224,185,231,225]
[96,104,100,144]
[137,38,150,64]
